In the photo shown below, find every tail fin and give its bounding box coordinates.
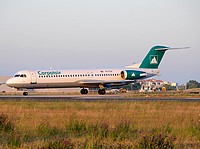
[139,45,189,69]
[139,45,168,69]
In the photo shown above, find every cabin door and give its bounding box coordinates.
[30,71,37,84]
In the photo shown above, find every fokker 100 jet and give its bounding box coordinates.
[5,45,188,95]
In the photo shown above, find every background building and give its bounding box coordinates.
[139,79,164,92]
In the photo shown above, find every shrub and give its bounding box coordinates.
[37,123,62,139]
[110,120,137,141]
[66,120,87,137]
[188,120,200,141]
[7,133,22,148]
[137,127,176,149]
[39,139,74,149]
[0,113,14,133]
[0,114,21,148]
[96,123,109,138]
[79,139,134,149]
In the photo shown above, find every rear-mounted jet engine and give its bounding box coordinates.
[121,70,147,80]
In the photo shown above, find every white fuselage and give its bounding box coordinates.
[6,68,159,89]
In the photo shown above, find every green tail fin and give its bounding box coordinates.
[139,45,169,69]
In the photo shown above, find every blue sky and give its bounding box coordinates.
[0,0,199,84]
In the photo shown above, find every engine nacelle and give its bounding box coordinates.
[121,70,147,80]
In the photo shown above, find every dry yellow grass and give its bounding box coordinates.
[0,100,199,148]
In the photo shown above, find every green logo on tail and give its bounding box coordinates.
[150,55,158,64]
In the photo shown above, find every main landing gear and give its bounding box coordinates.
[98,84,106,95]
[80,88,88,94]
[80,88,106,95]
[98,89,106,95]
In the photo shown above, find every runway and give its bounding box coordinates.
[0,95,199,101]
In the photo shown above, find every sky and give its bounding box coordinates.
[0,0,199,84]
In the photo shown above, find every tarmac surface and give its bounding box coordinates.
[0,95,199,101]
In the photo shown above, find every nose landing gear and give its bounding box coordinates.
[23,92,28,96]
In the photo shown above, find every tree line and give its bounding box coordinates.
[186,80,200,89]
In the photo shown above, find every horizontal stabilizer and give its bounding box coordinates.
[139,45,189,69]
[155,47,190,51]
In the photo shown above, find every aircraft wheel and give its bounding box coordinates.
[80,89,84,94]
[84,89,88,94]
[98,89,106,95]
[80,89,88,94]
[23,92,28,96]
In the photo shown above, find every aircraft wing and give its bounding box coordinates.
[77,80,135,88]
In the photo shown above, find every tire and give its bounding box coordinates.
[84,89,88,94]
[80,89,88,94]
[98,89,106,95]
[23,92,28,96]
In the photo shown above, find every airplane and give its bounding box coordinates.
[5,45,188,96]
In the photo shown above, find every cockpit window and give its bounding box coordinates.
[14,74,27,78]
[20,74,27,78]
[14,74,20,77]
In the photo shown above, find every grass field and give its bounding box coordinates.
[0,99,200,148]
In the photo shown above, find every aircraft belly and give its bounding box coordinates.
[25,82,81,89]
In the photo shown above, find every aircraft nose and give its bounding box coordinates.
[6,79,14,87]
